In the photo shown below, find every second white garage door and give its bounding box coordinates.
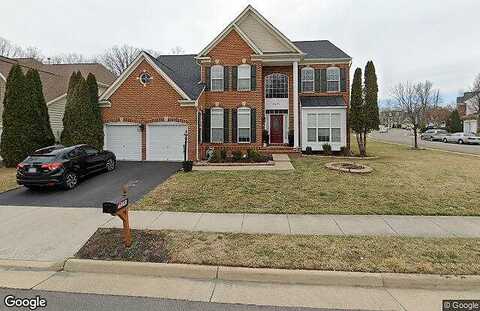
[146,122,187,161]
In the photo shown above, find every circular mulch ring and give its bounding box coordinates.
[325,162,373,174]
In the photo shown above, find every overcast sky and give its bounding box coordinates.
[2,0,479,104]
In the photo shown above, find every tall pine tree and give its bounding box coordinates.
[25,69,55,148]
[86,73,104,150]
[363,61,380,151]
[349,68,367,156]
[61,72,83,145]
[1,64,30,166]
[446,109,463,133]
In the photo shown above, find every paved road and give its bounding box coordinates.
[0,288,346,311]
[370,128,480,155]
[0,161,180,208]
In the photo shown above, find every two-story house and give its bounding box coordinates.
[99,5,352,161]
[457,91,479,134]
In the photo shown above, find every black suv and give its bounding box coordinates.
[16,145,116,190]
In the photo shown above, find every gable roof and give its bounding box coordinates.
[293,40,351,60]
[197,5,303,57]
[0,56,115,103]
[457,91,480,103]
[149,54,204,100]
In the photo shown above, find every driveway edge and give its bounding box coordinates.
[63,259,480,290]
[0,259,65,271]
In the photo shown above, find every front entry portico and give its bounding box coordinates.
[270,115,284,144]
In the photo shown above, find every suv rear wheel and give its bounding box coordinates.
[63,172,78,190]
[458,139,464,144]
[106,158,116,171]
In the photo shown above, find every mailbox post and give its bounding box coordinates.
[102,186,132,248]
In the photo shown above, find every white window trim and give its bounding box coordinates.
[237,107,251,143]
[306,112,342,143]
[317,113,330,143]
[327,67,340,93]
[306,113,317,143]
[237,64,251,91]
[210,107,224,143]
[301,67,315,93]
[265,73,289,99]
[211,65,224,92]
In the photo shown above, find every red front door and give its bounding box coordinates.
[270,115,283,144]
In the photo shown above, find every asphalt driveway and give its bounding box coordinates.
[0,161,181,208]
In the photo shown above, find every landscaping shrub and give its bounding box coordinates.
[305,146,313,155]
[209,149,224,163]
[220,148,227,161]
[182,160,193,172]
[232,150,243,161]
[247,149,265,162]
[262,129,269,144]
[340,146,351,156]
[322,144,333,155]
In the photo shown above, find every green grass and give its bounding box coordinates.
[134,141,480,216]
[76,228,480,275]
[0,168,17,193]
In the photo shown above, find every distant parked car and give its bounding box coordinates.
[16,145,116,190]
[443,132,480,145]
[421,129,447,141]
[379,125,388,133]
[431,130,449,142]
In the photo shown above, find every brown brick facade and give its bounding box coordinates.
[101,60,198,160]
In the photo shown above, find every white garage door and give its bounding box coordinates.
[147,123,187,161]
[105,123,142,161]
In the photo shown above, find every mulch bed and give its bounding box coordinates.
[75,228,169,263]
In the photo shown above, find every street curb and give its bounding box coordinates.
[63,259,480,290]
[64,259,217,280]
[0,259,65,271]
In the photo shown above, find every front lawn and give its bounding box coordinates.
[76,228,480,275]
[134,141,480,216]
[0,167,17,193]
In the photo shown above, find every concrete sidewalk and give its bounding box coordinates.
[0,268,477,311]
[103,211,480,238]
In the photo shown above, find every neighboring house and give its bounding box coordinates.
[457,91,479,134]
[0,56,115,141]
[100,5,352,161]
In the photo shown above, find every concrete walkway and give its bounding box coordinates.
[1,269,477,311]
[103,211,480,238]
[193,154,295,171]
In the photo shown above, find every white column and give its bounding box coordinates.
[293,61,299,148]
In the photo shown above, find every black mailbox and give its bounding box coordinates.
[103,201,118,215]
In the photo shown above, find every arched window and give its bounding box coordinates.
[265,73,288,98]
[210,107,224,143]
[238,64,251,91]
[237,107,251,143]
[301,67,314,92]
[211,65,224,91]
[327,67,340,92]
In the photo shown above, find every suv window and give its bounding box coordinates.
[67,148,84,159]
[82,146,98,156]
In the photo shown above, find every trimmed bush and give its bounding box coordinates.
[232,150,243,161]
[322,143,332,155]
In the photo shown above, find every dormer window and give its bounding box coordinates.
[301,67,314,92]
[237,64,251,91]
[211,65,224,92]
[327,67,340,92]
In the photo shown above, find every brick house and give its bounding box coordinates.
[99,5,352,161]
[457,91,479,134]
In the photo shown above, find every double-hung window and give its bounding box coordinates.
[237,107,251,143]
[238,64,251,91]
[317,113,330,142]
[327,67,340,92]
[211,65,224,92]
[330,113,341,142]
[210,108,224,143]
[301,67,314,92]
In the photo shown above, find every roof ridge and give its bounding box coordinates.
[293,39,330,42]
[156,54,196,57]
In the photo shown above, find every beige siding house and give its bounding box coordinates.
[0,56,115,142]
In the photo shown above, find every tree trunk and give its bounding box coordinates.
[356,132,366,157]
[413,127,418,149]
[363,129,368,155]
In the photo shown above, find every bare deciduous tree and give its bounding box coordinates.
[98,45,141,77]
[0,37,24,57]
[391,81,439,148]
[470,74,480,128]
[47,53,92,64]
[170,46,185,55]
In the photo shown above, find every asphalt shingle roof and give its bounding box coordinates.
[147,53,204,100]
[300,96,346,107]
[293,40,351,60]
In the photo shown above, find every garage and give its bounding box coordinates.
[146,122,187,161]
[104,123,142,160]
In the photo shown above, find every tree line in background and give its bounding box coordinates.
[349,61,380,157]
[0,36,185,77]
[0,64,103,167]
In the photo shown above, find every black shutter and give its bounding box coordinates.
[223,109,229,143]
[314,69,321,92]
[340,68,347,92]
[204,109,211,143]
[205,66,211,91]
[298,67,302,92]
[198,111,202,143]
[224,66,229,91]
[321,69,327,92]
[232,66,238,91]
[231,108,237,143]
[250,108,256,143]
[250,64,257,91]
